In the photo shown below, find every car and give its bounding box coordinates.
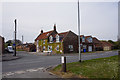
[7,46,14,53]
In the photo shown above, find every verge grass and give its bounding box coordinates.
[50,55,118,79]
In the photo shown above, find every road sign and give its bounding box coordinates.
[13,44,16,46]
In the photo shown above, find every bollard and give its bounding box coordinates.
[61,56,66,72]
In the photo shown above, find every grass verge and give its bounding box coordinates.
[50,55,118,79]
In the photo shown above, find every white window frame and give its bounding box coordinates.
[82,37,85,42]
[43,46,45,51]
[83,45,86,49]
[87,37,92,43]
[56,45,59,51]
[43,40,45,44]
[49,35,53,43]
[68,45,73,51]
[56,34,59,42]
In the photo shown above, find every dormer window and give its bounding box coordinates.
[56,34,59,42]
[46,33,49,36]
[49,35,53,43]
[82,36,85,42]
[87,37,92,43]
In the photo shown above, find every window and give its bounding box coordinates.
[46,33,49,36]
[82,36,85,42]
[56,34,59,42]
[68,45,73,51]
[56,45,59,51]
[49,35,53,43]
[43,40,45,44]
[87,37,92,43]
[48,45,52,51]
[83,45,86,49]
[43,46,45,51]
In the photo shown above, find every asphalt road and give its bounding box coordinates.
[2,51,118,73]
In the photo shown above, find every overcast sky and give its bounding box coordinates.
[2,1,118,43]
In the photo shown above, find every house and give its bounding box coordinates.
[0,36,5,54]
[80,35,94,52]
[100,41,114,51]
[93,37,103,51]
[35,24,78,54]
[16,43,36,52]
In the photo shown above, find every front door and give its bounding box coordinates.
[88,46,92,52]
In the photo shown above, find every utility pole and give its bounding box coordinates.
[22,35,23,44]
[14,19,17,56]
[78,0,81,62]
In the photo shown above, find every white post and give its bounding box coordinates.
[78,0,81,62]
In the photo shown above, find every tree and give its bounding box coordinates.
[108,40,115,44]
[5,39,22,47]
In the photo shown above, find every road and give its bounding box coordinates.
[3,51,118,74]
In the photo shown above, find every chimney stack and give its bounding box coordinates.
[41,30,43,34]
[54,24,56,31]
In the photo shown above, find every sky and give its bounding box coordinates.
[1,0,119,43]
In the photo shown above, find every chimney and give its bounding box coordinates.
[41,30,43,34]
[54,24,56,31]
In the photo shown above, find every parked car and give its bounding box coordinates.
[7,46,14,53]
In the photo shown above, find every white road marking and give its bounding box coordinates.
[6,72,14,76]
[14,71,26,74]
[3,67,45,77]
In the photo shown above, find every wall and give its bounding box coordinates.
[38,39,63,54]
[63,31,78,53]
[0,36,4,54]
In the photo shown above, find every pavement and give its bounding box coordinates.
[28,50,112,56]
[2,53,21,61]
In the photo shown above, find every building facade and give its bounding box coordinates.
[35,24,78,54]
[80,35,94,52]
[0,36,5,55]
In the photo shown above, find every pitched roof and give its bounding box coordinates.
[85,36,92,38]
[93,37,100,44]
[35,30,53,41]
[58,31,68,36]
[101,41,114,47]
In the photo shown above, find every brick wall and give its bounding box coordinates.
[0,36,4,54]
[63,31,78,53]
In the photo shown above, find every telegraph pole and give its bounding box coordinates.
[14,19,17,56]
[78,0,81,62]
[22,35,23,44]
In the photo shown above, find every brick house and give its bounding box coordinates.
[93,37,103,51]
[80,35,94,52]
[16,43,36,52]
[100,41,114,51]
[0,36,5,54]
[35,24,78,54]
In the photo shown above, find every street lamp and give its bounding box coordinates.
[13,19,17,56]
[78,0,81,62]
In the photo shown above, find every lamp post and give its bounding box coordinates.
[78,0,81,62]
[13,19,17,56]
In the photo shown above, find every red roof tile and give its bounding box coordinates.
[35,30,53,41]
